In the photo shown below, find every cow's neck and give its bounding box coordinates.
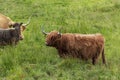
[53,37,62,49]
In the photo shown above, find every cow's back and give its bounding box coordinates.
[62,33,104,59]
[0,13,12,29]
[0,29,11,40]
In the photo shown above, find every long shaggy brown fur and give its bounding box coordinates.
[45,31,106,65]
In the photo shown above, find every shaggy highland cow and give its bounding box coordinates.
[42,30,106,65]
[0,23,23,46]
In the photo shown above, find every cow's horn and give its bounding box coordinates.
[41,26,48,35]
[58,27,63,33]
[22,15,32,26]
[58,27,63,35]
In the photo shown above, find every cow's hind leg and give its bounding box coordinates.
[92,52,101,65]
[102,48,106,64]
[92,57,97,65]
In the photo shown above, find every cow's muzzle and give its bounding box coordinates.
[19,35,24,40]
[45,42,50,46]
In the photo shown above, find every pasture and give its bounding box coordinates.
[0,0,120,80]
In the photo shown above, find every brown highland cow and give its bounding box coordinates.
[42,29,106,65]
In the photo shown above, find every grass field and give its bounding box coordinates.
[0,0,120,80]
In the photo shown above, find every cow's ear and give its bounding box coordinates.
[22,26,26,31]
[20,22,23,26]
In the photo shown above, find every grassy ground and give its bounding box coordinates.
[0,0,120,80]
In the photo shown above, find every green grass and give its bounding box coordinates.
[0,0,120,80]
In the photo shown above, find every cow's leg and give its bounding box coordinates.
[92,57,96,65]
[58,50,65,58]
[11,38,16,46]
[102,48,106,64]
[58,52,62,58]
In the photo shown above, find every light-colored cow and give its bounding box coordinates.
[0,13,31,40]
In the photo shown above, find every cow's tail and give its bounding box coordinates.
[102,48,106,64]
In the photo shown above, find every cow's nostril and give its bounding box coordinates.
[45,42,49,46]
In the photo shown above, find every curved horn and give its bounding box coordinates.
[58,27,63,33]
[58,27,63,35]
[22,15,32,26]
[41,25,48,35]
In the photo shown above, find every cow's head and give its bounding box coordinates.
[12,23,23,40]
[42,29,61,46]
[10,16,31,40]
[46,31,61,46]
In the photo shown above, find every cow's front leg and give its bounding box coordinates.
[92,57,97,65]
[58,50,66,58]
[11,38,16,46]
